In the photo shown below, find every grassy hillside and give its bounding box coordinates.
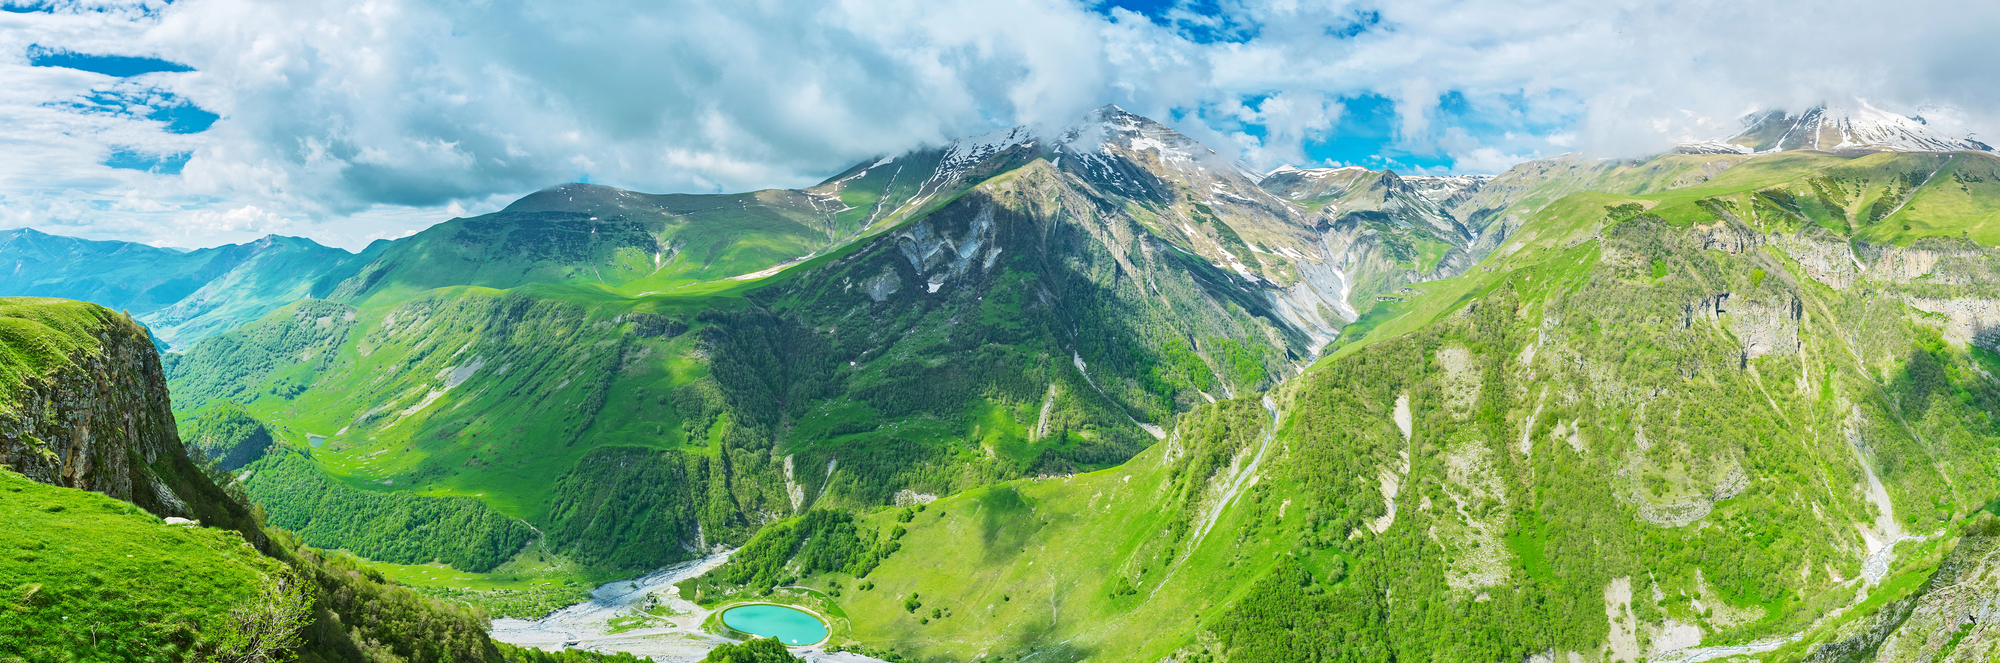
[244,449,536,572]
[328,184,840,307]
[180,399,277,471]
[677,398,1292,662]
[326,149,1006,312]
[0,297,108,397]
[160,149,1315,588]
[684,148,2000,663]
[0,469,295,662]
[0,296,526,663]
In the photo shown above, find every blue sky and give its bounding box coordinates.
[1,0,1996,248]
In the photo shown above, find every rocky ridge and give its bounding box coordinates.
[0,297,245,525]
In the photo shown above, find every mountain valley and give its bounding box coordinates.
[6,105,2000,663]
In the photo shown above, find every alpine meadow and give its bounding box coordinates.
[6,3,2000,663]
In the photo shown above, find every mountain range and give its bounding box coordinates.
[0,229,386,349]
[1683,100,1995,155]
[6,104,2000,663]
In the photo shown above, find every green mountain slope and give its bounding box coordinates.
[23,107,2000,663]
[0,296,531,663]
[154,109,1340,581]
[679,148,2000,662]
[180,399,277,471]
[0,468,297,661]
[326,141,1012,311]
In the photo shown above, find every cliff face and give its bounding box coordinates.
[0,297,245,525]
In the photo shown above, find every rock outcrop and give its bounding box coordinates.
[0,297,246,525]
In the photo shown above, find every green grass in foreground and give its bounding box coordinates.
[0,469,285,661]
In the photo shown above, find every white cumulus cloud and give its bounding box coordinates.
[0,0,1995,248]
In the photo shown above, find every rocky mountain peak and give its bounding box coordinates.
[1692,100,1995,154]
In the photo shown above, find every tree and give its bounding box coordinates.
[700,637,802,663]
[215,569,314,663]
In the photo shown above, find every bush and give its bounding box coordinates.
[700,637,801,663]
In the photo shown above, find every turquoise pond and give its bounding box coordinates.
[720,604,828,645]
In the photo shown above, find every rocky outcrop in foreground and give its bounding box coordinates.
[0,297,245,525]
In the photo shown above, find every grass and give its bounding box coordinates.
[170,152,1286,548]
[0,469,284,660]
[349,537,625,619]
[336,184,843,310]
[138,142,2000,663]
[767,436,1299,662]
[774,146,2000,662]
[338,155,974,312]
[184,289,732,523]
[0,297,122,403]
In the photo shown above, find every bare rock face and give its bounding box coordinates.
[1870,525,2000,663]
[1776,230,2000,292]
[0,298,237,522]
[1807,523,2000,663]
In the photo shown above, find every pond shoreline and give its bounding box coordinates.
[716,602,832,647]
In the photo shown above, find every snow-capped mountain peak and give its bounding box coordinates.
[932,126,1039,181]
[1692,100,1993,154]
